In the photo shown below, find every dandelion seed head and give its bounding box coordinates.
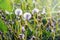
[15,8,22,16]
[23,12,31,20]
[32,8,39,14]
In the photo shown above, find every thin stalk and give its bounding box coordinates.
[46,0,52,17]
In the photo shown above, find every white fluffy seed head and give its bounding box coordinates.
[15,8,22,16]
[32,8,39,14]
[23,12,31,20]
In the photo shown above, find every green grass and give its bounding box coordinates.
[0,0,60,40]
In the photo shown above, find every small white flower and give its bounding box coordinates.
[22,26,25,32]
[51,29,55,32]
[31,36,36,40]
[32,36,36,38]
[12,21,14,24]
[41,8,46,14]
[15,8,22,16]
[19,34,25,39]
[23,12,31,20]
[32,8,39,14]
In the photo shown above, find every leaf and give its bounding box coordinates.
[42,30,50,40]
[26,27,33,37]
[42,18,47,25]
[0,0,12,11]
[0,19,8,33]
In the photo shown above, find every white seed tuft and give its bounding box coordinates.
[15,8,22,16]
